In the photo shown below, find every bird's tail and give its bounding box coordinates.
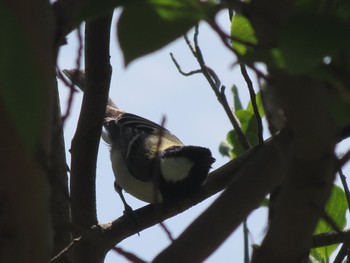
[62,69,124,120]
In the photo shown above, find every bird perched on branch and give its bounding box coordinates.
[102,99,215,204]
[63,69,215,206]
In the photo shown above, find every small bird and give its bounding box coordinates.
[61,69,215,205]
[102,99,216,204]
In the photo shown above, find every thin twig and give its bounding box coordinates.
[334,243,348,263]
[184,34,196,57]
[50,237,81,262]
[61,26,83,124]
[112,246,147,263]
[243,220,250,263]
[339,169,350,211]
[240,64,264,145]
[159,222,175,242]
[170,53,202,76]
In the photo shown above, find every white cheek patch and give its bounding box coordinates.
[101,130,112,145]
[160,157,194,182]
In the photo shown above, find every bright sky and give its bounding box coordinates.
[57,8,350,263]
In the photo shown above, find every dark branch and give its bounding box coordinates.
[70,13,113,262]
[339,169,350,211]
[111,247,147,263]
[51,132,278,262]
[153,131,290,263]
[170,53,202,76]
[312,229,350,248]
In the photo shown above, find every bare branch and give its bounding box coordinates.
[170,53,202,77]
[51,132,283,261]
[159,222,175,242]
[111,247,147,263]
[179,26,251,150]
[50,237,81,262]
[339,169,350,210]
[184,34,196,57]
[312,229,350,248]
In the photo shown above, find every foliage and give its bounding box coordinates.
[311,185,347,261]
[0,1,40,152]
[220,88,265,158]
[117,0,220,65]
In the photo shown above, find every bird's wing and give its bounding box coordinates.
[105,113,183,182]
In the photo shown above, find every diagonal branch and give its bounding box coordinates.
[51,132,288,262]
[152,131,290,263]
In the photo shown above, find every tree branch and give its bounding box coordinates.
[177,28,251,150]
[312,229,350,248]
[52,132,287,262]
[49,80,72,262]
[153,131,290,263]
[70,12,113,263]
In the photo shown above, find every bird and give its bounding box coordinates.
[61,69,215,205]
[102,99,216,204]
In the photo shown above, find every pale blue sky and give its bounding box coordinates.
[57,8,350,263]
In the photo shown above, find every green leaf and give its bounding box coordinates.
[227,130,245,158]
[247,91,265,118]
[279,13,350,73]
[311,185,347,261]
[218,141,231,157]
[314,185,347,233]
[226,110,259,157]
[0,3,40,153]
[309,249,327,263]
[118,0,218,66]
[231,85,243,111]
[231,14,257,55]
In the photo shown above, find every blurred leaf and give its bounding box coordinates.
[227,130,245,158]
[0,3,40,153]
[118,0,218,65]
[232,85,243,111]
[218,141,231,157]
[311,185,347,261]
[231,14,257,55]
[247,91,265,118]
[236,110,259,146]
[279,13,350,73]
